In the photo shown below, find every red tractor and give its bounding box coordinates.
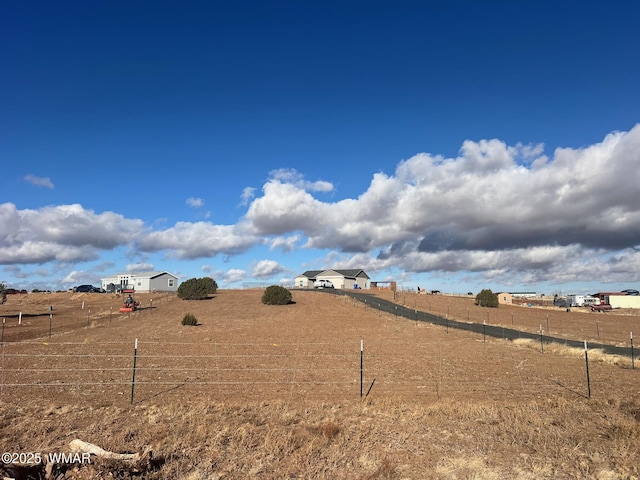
[119,289,140,313]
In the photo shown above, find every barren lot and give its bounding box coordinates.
[1,289,639,479]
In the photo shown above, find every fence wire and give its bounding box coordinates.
[0,337,633,404]
[1,290,637,404]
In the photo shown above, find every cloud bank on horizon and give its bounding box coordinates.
[2,124,640,289]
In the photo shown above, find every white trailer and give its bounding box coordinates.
[566,295,585,307]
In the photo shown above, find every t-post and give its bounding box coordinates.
[131,338,139,404]
[584,341,591,399]
[360,340,364,399]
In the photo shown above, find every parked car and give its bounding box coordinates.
[74,285,102,293]
[591,304,613,312]
[314,280,334,289]
[105,283,120,294]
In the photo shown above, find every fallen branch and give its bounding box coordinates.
[69,439,140,461]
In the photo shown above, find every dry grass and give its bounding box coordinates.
[1,289,640,479]
[512,338,636,368]
[2,396,640,479]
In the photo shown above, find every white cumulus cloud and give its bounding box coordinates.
[24,174,55,189]
[252,259,287,279]
[0,203,144,264]
[186,197,205,208]
[243,125,640,285]
[137,221,259,259]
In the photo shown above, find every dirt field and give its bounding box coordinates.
[1,289,639,479]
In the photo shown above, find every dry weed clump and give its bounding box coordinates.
[512,338,634,367]
[319,420,341,439]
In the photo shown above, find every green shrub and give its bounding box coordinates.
[0,282,6,305]
[200,277,218,294]
[177,277,217,300]
[475,289,499,308]
[181,313,198,326]
[262,285,292,305]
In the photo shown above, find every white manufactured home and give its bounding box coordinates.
[294,269,370,289]
[509,291,537,298]
[101,271,179,293]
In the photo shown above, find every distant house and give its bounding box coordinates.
[101,271,179,293]
[497,292,512,305]
[591,290,640,308]
[294,269,370,289]
[602,294,640,309]
[591,292,622,304]
[294,270,324,289]
[509,291,537,298]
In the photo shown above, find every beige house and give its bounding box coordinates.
[295,269,370,289]
[497,292,512,305]
[295,270,324,288]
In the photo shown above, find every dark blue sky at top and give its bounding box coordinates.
[1,0,640,292]
[2,0,639,221]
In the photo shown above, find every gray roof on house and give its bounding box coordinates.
[298,269,370,280]
[298,270,324,279]
[135,271,178,279]
[105,271,178,280]
[323,269,370,279]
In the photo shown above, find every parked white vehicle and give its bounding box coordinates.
[314,279,334,289]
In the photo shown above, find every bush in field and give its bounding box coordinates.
[200,277,218,294]
[476,289,499,308]
[0,282,6,305]
[262,285,292,305]
[182,313,198,326]
[177,277,217,300]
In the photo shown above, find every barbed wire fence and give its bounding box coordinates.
[0,334,633,405]
[0,293,175,343]
[0,289,636,405]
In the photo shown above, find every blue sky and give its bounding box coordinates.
[2,0,640,295]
